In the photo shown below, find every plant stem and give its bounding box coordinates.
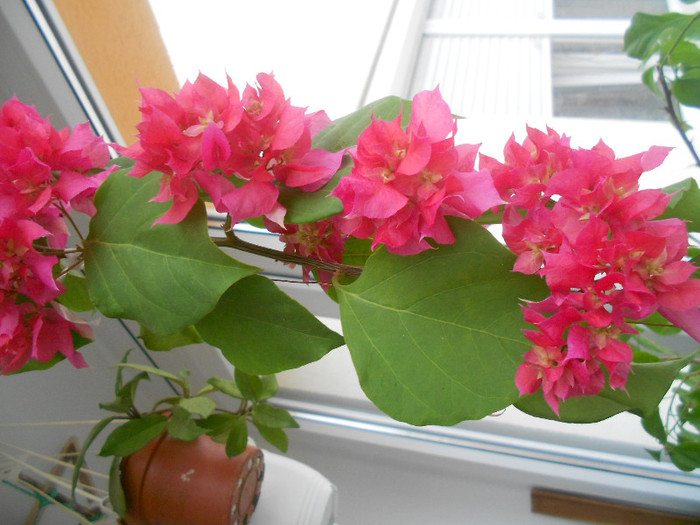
[656,66,700,168]
[54,201,85,243]
[212,230,364,278]
[56,258,84,280]
[32,245,82,258]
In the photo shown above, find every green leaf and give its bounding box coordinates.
[117,363,184,387]
[167,405,207,441]
[99,414,168,457]
[336,218,549,426]
[254,424,289,453]
[646,448,663,461]
[252,404,299,429]
[624,12,700,61]
[108,456,128,519]
[639,312,682,336]
[99,371,150,413]
[225,415,248,458]
[259,375,279,401]
[277,157,348,224]
[57,273,94,312]
[631,350,662,363]
[515,355,694,422]
[234,369,263,401]
[313,96,412,152]
[341,236,373,268]
[197,413,239,443]
[669,441,700,471]
[278,185,345,225]
[12,353,65,374]
[641,67,662,98]
[84,169,259,335]
[177,396,217,418]
[208,376,244,399]
[108,155,136,170]
[671,74,700,107]
[668,40,700,70]
[642,408,668,444]
[72,416,122,497]
[139,324,203,351]
[660,177,700,232]
[197,275,344,374]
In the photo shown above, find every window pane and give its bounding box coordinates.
[551,39,666,120]
[554,0,667,19]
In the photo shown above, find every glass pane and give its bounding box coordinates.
[551,39,666,120]
[554,0,667,18]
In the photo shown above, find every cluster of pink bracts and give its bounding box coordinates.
[0,97,114,373]
[484,129,700,413]
[2,73,699,415]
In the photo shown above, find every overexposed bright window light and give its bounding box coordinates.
[148,0,394,119]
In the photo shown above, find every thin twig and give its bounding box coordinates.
[656,66,700,167]
[56,258,84,280]
[53,200,85,243]
[212,230,364,278]
[31,245,82,258]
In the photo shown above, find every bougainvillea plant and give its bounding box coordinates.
[2,69,699,468]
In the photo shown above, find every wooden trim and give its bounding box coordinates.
[52,0,180,144]
[532,488,700,525]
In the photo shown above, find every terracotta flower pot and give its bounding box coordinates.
[120,433,264,525]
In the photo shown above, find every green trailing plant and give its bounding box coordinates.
[624,3,700,471]
[624,3,700,166]
[71,350,297,519]
[628,322,700,471]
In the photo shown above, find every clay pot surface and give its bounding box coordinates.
[121,433,264,525]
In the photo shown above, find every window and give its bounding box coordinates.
[12,2,699,517]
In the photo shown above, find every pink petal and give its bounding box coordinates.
[398,134,431,175]
[641,145,672,171]
[275,148,343,191]
[202,121,231,172]
[346,178,408,219]
[659,305,700,342]
[221,179,280,225]
[271,104,307,152]
[408,87,455,140]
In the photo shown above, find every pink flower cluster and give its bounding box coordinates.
[482,127,700,414]
[121,73,343,226]
[265,217,346,287]
[0,98,111,373]
[332,88,502,255]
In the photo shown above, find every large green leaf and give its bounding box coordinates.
[139,324,203,351]
[84,170,259,335]
[336,218,549,426]
[313,96,412,153]
[196,275,345,374]
[515,355,694,422]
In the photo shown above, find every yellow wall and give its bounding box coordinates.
[52,0,180,144]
